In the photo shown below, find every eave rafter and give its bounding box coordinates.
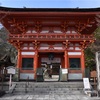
[75,18,96,34]
[96,14,100,26]
[7,18,28,34]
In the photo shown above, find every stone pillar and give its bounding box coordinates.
[96,52,100,96]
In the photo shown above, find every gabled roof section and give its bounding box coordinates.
[0,6,100,35]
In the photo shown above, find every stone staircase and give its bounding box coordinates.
[12,81,85,96]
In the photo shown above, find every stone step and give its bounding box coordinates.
[13,82,84,95]
[13,92,84,95]
[13,89,84,93]
[15,83,83,85]
[15,83,83,88]
[14,88,83,92]
[14,87,83,91]
[13,89,84,95]
[15,81,83,84]
[15,86,83,89]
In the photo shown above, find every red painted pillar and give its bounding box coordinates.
[16,49,21,80]
[81,50,85,78]
[34,50,38,79]
[17,49,21,69]
[64,50,68,69]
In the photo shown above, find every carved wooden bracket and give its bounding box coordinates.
[75,18,95,33]
[33,40,40,49]
[8,18,27,34]
[61,21,68,32]
[80,40,89,50]
[34,21,42,33]
[49,45,54,50]
[63,40,70,49]
[49,27,54,33]
[9,40,23,49]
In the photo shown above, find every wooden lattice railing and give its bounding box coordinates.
[9,34,94,41]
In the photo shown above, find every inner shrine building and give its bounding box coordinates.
[0,7,100,80]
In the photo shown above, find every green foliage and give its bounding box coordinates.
[85,27,100,70]
[85,48,95,70]
[0,27,17,64]
[0,27,8,42]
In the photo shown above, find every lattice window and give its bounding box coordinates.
[22,58,34,70]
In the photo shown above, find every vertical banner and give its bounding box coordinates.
[96,52,100,92]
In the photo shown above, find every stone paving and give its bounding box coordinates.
[0,82,100,100]
[1,93,100,100]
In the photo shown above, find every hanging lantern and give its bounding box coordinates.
[48,53,54,60]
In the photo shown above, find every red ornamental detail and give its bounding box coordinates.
[49,45,54,50]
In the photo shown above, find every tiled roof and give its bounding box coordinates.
[0,6,100,12]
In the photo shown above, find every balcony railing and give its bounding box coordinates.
[9,34,94,41]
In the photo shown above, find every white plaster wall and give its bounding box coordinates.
[22,47,28,50]
[68,73,82,80]
[21,52,35,55]
[68,47,74,50]
[75,47,81,50]
[20,73,34,79]
[39,47,49,50]
[68,52,81,55]
[54,47,63,50]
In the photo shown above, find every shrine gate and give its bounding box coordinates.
[0,7,100,80]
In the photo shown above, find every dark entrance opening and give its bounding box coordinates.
[38,52,64,81]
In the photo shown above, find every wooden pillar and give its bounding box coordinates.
[64,50,68,69]
[63,40,69,69]
[81,50,85,78]
[17,49,21,69]
[34,50,38,79]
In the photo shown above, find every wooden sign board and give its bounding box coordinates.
[62,69,68,74]
[7,66,16,74]
[90,71,97,78]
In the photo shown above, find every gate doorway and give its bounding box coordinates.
[38,52,64,81]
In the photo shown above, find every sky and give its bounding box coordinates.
[0,0,100,8]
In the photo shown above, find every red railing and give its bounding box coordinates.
[9,33,94,41]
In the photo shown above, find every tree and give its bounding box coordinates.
[0,27,17,66]
[85,27,100,70]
